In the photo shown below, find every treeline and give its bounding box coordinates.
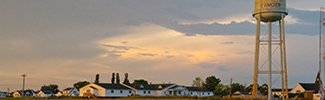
[191,76,268,97]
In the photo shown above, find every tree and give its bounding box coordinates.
[214,84,229,96]
[111,73,115,84]
[40,84,59,93]
[230,83,245,94]
[94,74,99,84]
[133,79,148,85]
[192,77,204,88]
[258,84,268,95]
[116,73,120,84]
[123,73,130,85]
[73,81,90,90]
[204,76,221,91]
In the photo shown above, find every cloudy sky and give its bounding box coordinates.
[0,0,324,91]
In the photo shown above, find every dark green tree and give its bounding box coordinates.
[192,77,204,88]
[73,81,90,90]
[230,83,245,94]
[40,84,59,93]
[95,74,99,84]
[123,73,130,85]
[111,73,115,84]
[116,73,120,84]
[204,76,221,91]
[214,84,229,96]
[133,79,148,85]
[258,84,268,95]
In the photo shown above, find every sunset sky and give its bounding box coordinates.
[0,0,324,91]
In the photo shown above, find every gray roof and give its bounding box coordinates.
[185,86,210,92]
[169,85,211,92]
[131,84,174,90]
[96,83,131,90]
[299,83,316,92]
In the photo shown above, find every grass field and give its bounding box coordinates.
[0,96,268,100]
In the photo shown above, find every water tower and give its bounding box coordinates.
[252,0,288,100]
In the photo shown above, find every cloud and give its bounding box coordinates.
[0,0,322,91]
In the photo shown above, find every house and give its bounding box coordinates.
[185,86,213,97]
[54,91,63,97]
[290,83,320,100]
[271,88,292,97]
[0,92,7,98]
[166,85,213,97]
[63,87,79,96]
[131,84,176,96]
[12,90,36,97]
[37,90,54,97]
[79,83,133,97]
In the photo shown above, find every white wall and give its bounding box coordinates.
[136,90,159,96]
[290,83,305,93]
[105,89,132,97]
[79,83,106,97]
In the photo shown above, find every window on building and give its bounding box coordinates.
[143,91,146,94]
[129,91,132,94]
[148,91,151,94]
[178,91,181,94]
[120,90,123,93]
[208,93,210,95]
[111,90,114,93]
[190,92,193,95]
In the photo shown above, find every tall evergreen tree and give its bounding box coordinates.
[116,73,120,84]
[111,73,115,84]
[95,74,99,84]
[123,73,130,85]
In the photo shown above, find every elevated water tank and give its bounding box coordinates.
[253,0,287,22]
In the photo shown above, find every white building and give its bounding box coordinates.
[79,83,214,97]
[63,87,79,96]
[37,90,54,97]
[167,85,213,97]
[79,83,133,97]
[12,90,36,97]
[290,82,320,100]
[131,84,176,96]
[0,92,7,98]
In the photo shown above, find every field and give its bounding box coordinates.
[6,96,304,100]
[0,96,264,100]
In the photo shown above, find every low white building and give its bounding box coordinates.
[290,82,320,100]
[37,90,54,97]
[167,85,213,97]
[132,84,176,96]
[79,83,133,97]
[0,92,7,98]
[12,90,36,97]
[63,87,79,96]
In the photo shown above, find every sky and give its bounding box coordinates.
[0,0,324,91]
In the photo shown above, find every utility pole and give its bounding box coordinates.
[229,78,232,98]
[21,74,26,96]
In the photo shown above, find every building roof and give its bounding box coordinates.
[185,86,210,92]
[63,87,75,91]
[96,83,131,90]
[299,83,316,91]
[131,84,174,90]
[271,88,292,92]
